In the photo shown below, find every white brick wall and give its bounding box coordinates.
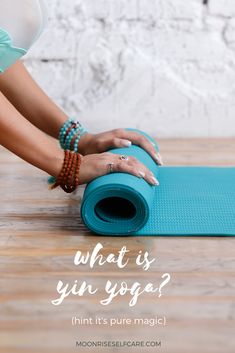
[24,0,235,137]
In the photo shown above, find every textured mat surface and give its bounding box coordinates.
[81,130,235,236]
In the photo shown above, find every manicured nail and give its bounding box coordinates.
[122,140,132,147]
[154,153,163,165]
[138,171,145,178]
[150,176,160,186]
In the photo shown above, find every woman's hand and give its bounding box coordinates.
[78,152,159,186]
[78,128,163,165]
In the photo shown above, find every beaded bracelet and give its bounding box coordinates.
[59,118,88,152]
[48,118,87,187]
[50,150,82,193]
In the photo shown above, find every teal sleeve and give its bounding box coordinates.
[0,28,27,73]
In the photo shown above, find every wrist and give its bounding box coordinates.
[48,149,64,178]
[77,133,93,155]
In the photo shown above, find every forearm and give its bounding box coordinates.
[0,61,68,138]
[0,91,63,176]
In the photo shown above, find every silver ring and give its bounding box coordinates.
[120,155,129,161]
[107,162,114,173]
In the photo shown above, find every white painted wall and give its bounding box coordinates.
[24,0,235,137]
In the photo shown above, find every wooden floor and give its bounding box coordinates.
[0,139,235,353]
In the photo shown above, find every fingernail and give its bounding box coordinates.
[138,171,145,178]
[122,140,132,147]
[154,153,163,165]
[150,176,160,186]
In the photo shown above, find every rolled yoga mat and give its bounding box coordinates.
[81,129,235,236]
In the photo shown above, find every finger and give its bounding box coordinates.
[112,137,132,148]
[126,156,160,186]
[117,130,163,165]
[117,162,159,186]
[97,137,132,152]
[130,133,163,165]
[112,155,159,186]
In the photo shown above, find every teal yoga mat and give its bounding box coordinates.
[81,129,235,236]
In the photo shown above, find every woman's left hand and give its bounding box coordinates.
[78,128,163,165]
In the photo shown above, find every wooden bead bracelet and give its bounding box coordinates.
[50,150,82,193]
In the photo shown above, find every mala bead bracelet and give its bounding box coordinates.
[50,150,82,193]
[59,117,88,152]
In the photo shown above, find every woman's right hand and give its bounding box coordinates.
[78,152,159,186]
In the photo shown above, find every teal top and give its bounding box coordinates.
[0,27,27,73]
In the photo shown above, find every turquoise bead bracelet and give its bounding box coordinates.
[73,126,87,152]
[59,118,88,151]
[59,118,73,146]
